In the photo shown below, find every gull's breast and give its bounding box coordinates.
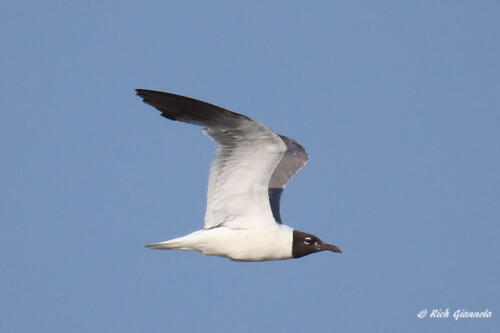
[198,225,294,261]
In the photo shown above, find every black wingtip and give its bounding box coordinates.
[135,88,149,102]
[134,88,251,127]
[135,88,155,99]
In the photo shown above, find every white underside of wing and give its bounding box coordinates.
[203,122,286,230]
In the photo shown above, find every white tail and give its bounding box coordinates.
[145,230,207,250]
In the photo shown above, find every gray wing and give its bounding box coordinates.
[136,89,286,229]
[268,135,309,223]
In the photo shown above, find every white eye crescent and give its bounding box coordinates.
[304,237,312,245]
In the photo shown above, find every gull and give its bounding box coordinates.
[136,89,341,261]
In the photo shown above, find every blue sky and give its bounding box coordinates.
[1,1,499,332]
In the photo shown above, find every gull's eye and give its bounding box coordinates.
[304,237,312,245]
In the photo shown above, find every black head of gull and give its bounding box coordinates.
[292,230,342,258]
[136,89,342,262]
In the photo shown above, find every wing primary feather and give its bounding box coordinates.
[135,89,250,127]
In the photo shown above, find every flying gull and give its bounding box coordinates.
[136,89,341,261]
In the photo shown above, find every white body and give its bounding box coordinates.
[149,224,294,261]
